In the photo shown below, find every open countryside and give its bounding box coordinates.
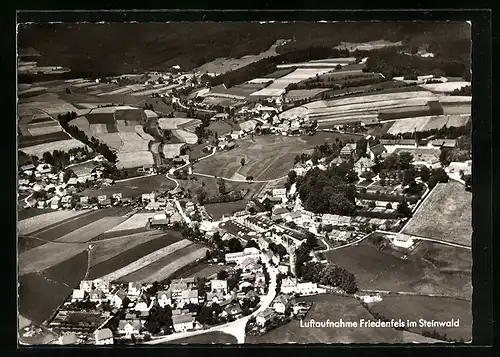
[17,22,473,346]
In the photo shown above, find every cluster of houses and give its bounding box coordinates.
[18,159,119,210]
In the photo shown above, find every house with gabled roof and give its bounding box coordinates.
[118,320,142,338]
[354,157,375,176]
[72,289,85,302]
[272,294,293,314]
[172,314,195,332]
[256,308,277,326]
[111,289,128,308]
[79,280,93,293]
[94,328,114,345]
[340,143,356,157]
[128,282,143,297]
[89,289,106,302]
[157,290,172,308]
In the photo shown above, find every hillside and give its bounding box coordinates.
[18,22,470,78]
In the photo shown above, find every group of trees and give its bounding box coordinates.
[450,85,471,96]
[364,47,470,80]
[58,112,117,162]
[144,305,173,335]
[300,261,358,294]
[296,166,357,216]
[286,73,385,92]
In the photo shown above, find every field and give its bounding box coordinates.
[104,213,153,233]
[207,121,233,136]
[158,118,201,130]
[172,129,198,144]
[250,68,334,97]
[420,81,470,93]
[119,243,208,283]
[98,239,194,282]
[403,182,472,246]
[162,143,186,159]
[19,138,89,156]
[246,294,405,344]
[27,208,131,242]
[286,88,331,100]
[89,232,163,266]
[386,114,471,135]
[368,296,472,341]
[204,200,249,220]
[195,136,317,181]
[116,151,155,169]
[166,332,237,344]
[87,232,183,279]
[195,39,281,75]
[18,209,90,236]
[18,250,89,325]
[55,217,127,243]
[80,174,176,198]
[174,262,230,279]
[326,238,471,300]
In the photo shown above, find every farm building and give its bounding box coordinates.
[391,233,414,248]
[367,142,388,160]
[340,143,357,157]
[94,328,114,345]
[354,157,375,176]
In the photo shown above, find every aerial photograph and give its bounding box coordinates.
[17,21,472,345]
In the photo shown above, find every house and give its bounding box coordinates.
[157,290,172,308]
[20,163,35,172]
[258,237,271,250]
[340,143,356,157]
[226,141,236,150]
[391,233,414,249]
[71,289,85,301]
[354,157,375,175]
[206,292,225,306]
[265,250,280,266]
[89,289,106,302]
[255,272,265,284]
[171,277,197,289]
[224,303,243,319]
[58,333,78,345]
[79,280,93,293]
[280,277,324,295]
[211,113,229,121]
[272,188,287,201]
[128,282,142,297]
[118,320,142,338]
[141,193,156,203]
[290,119,300,129]
[94,328,114,345]
[321,214,352,227]
[36,163,52,174]
[273,294,293,313]
[179,289,199,306]
[278,264,290,275]
[210,279,228,294]
[50,196,61,210]
[367,142,387,160]
[67,177,78,186]
[230,130,244,140]
[256,308,277,326]
[111,289,128,308]
[245,290,259,301]
[80,196,89,204]
[172,314,195,332]
[330,156,345,167]
[133,295,153,312]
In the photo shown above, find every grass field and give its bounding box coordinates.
[99,239,194,282]
[55,217,127,243]
[205,200,249,220]
[167,332,237,344]
[80,174,176,198]
[18,210,90,236]
[104,213,153,232]
[87,232,183,279]
[326,239,471,300]
[174,262,230,279]
[368,296,472,341]
[18,250,88,325]
[89,232,164,266]
[246,294,405,344]
[19,139,89,156]
[119,243,208,283]
[403,182,472,246]
[30,207,131,242]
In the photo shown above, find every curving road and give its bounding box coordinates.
[192,172,288,184]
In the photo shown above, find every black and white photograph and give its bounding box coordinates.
[17,20,473,345]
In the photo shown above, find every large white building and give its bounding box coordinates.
[391,234,414,249]
[280,277,326,295]
[225,247,260,265]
